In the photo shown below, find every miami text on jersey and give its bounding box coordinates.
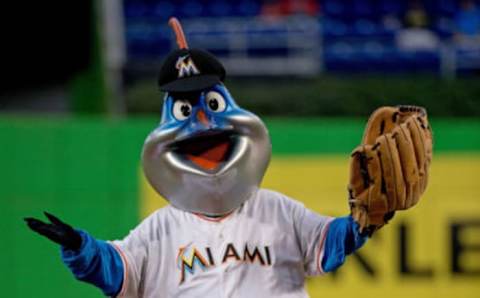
[177,243,272,284]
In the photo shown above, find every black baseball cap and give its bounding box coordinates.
[158,48,226,92]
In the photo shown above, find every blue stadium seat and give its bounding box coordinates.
[353,19,379,36]
[209,1,233,17]
[435,17,455,38]
[151,2,175,18]
[352,0,376,18]
[322,18,348,37]
[323,0,346,18]
[235,1,260,16]
[324,37,440,73]
[437,0,457,16]
[379,0,405,16]
[181,1,204,18]
[124,2,149,18]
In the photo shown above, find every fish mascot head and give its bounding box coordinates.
[142,18,271,215]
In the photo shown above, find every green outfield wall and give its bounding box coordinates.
[0,116,479,298]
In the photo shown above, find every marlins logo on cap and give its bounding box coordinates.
[176,55,200,78]
[158,49,226,92]
[157,17,226,92]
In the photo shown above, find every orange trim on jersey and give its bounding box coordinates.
[193,211,234,222]
[316,219,333,275]
[112,244,129,297]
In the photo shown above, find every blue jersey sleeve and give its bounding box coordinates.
[321,216,368,273]
[61,230,124,296]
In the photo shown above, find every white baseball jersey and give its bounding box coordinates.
[111,188,333,298]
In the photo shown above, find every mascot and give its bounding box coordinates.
[25,18,432,297]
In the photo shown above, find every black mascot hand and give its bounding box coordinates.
[24,212,82,251]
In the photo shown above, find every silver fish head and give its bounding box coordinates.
[142,84,271,215]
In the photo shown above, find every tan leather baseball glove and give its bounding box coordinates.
[348,105,433,236]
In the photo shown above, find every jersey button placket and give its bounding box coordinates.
[218,222,228,297]
[219,227,224,240]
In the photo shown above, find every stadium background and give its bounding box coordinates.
[1,0,479,297]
